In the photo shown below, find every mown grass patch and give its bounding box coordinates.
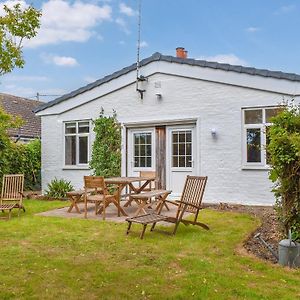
[0,200,299,299]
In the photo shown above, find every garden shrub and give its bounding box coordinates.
[0,107,41,190]
[267,102,300,240]
[89,108,121,177]
[45,178,74,198]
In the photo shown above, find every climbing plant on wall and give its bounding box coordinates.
[267,101,300,240]
[89,108,121,177]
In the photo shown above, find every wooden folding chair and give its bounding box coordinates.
[83,176,117,220]
[126,176,209,239]
[0,174,25,219]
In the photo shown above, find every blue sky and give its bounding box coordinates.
[1,0,300,102]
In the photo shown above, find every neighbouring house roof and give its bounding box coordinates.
[0,93,43,139]
[35,52,300,113]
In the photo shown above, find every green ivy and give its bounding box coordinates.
[89,109,121,177]
[267,102,300,240]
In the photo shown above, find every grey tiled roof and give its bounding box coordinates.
[35,52,300,113]
[0,93,43,139]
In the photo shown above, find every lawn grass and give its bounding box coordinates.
[0,200,299,299]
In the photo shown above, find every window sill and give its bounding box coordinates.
[62,166,90,170]
[241,165,271,171]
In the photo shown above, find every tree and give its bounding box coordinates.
[89,109,121,177]
[0,3,41,75]
[267,102,300,240]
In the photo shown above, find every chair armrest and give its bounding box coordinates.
[160,199,180,206]
[179,200,202,209]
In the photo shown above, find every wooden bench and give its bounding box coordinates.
[130,189,172,217]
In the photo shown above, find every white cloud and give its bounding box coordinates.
[199,54,248,66]
[25,0,112,48]
[119,2,136,17]
[53,56,78,67]
[139,40,148,48]
[116,17,130,34]
[246,27,260,33]
[41,53,79,67]
[274,5,296,15]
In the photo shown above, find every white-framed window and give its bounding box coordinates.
[64,120,90,166]
[242,107,282,168]
[171,129,192,168]
[133,131,153,168]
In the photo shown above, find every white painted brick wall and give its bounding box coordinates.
[41,68,299,205]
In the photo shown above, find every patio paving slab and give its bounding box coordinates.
[36,201,180,224]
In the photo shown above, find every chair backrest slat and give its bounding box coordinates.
[84,176,107,195]
[1,174,24,205]
[180,176,207,213]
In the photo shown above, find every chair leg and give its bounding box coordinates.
[8,209,12,220]
[126,221,132,235]
[84,198,88,219]
[18,208,20,217]
[102,201,106,220]
[173,205,187,235]
[140,224,147,239]
[150,222,156,231]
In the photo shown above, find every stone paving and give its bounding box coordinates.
[37,200,180,224]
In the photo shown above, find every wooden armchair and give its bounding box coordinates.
[0,174,25,219]
[126,176,209,239]
[83,176,116,220]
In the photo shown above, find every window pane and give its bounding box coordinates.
[186,132,191,142]
[186,143,192,155]
[78,121,89,133]
[65,136,76,165]
[179,132,185,143]
[266,108,283,123]
[179,143,185,155]
[79,136,88,164]
[173,143,178,155]
[65,123,76,134]
[140,145,146,156]
[247,128,261,162]
[172,156,178,167]
[186,156,192,167]
[172,133,178,143]
[146,157,151,167]
[146,134,151,144]
[179,156,185,167]
[140,157,145,167]
[245,110,262,124]
[146,145,151,156]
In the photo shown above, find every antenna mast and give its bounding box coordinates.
[136,0,146,99]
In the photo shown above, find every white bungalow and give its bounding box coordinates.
[35,48,300,205]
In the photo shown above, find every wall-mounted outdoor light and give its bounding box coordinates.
[155,92,162,100]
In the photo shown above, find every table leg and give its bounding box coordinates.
[133,199,148,217]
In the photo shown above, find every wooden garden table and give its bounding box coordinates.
[104,176,156,217]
